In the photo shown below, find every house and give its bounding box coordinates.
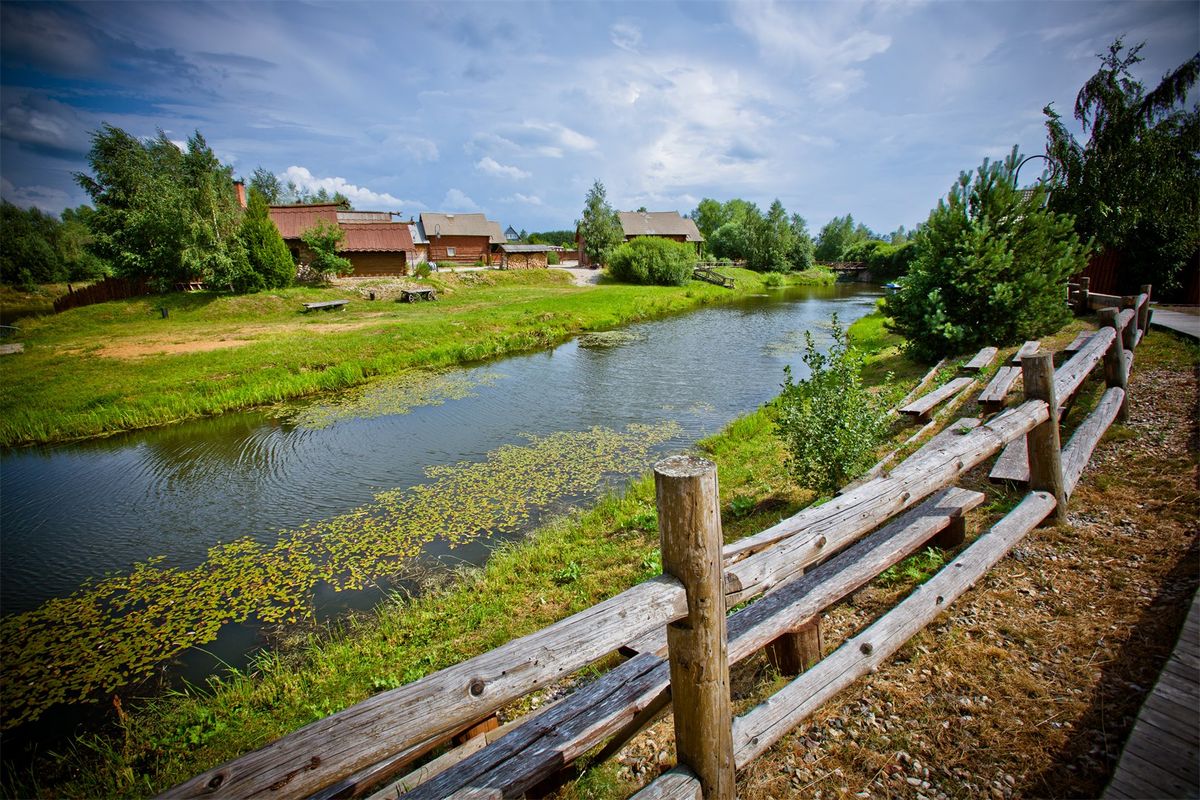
[420,212,507,266]
[504,225,520,242]
[496,244,555,270]
[576,210,704,266]
[268,203,415,276]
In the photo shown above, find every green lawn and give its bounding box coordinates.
[0,268,831,446]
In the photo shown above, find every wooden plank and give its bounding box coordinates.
[732,491,1057,767]
[1054,326,1116,405]
[1087,291,1123,308]
[899,377,974,419]
[1112,748,1197,796]
[890,358,949,418]
[978,366,1020,410]
[631,768,702,800]
[1010,340,1040,363]
[402,489,986,799]
[1063,331,1092,355]
[961,346,998,373]
[1062,387,1125,495]
[989,436,1029,484]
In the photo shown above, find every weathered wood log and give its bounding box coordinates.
[767,618,823,677]
[631,768,702,800]
[887,419,982,481]
[655,455,734,800]
[726,399,1045,563]
[1022,354,1066,524]
[891,358,949,417]
[1054,326,1115,404]
[844,418,982,494]
[731,491,1057,767]
[1138,285,1152,331]
[401,488,984,799]
[1062,387,1125,496]
[961,347,998,373]
[1086,291,1122,308]
[978,366,1020,410]
[1010,341,1041,364]
[1121,308,1138,351]
[1076,277,1090,313]
[1098,308,1130,423]
[1063,331,1092,355]
[898,376,974,420]
[160,576,689,799]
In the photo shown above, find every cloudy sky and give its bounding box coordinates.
[1,1,1196,235]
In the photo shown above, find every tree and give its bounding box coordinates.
[180,131,251,289]
[788,213,816,271]
[0,201,63,287]
[814,214,873,262]
[708,221,750,261]
[577,180,622,266]
[690,198,726,241]
[1044,39,1200,295]
[249,167,282,204]
[883,147,1089,361]
[775,315,891,493]
[58,205,111,281]
[240,188,295,290]
[745,199,793,272]
[606,236,696,285]
[300,219,351,280]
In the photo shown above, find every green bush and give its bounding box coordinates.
[547,251,560,266]
[842,239,916,281]
[413,262,432,278]
[436,261,458,272]
[606,236,697,286]
[300,220,351,280]
[884,148,1088,361]
[775,314,891,494]
[239,189,294,290]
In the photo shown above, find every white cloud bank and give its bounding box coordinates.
[282,166,420,209]
[475,157,529,180]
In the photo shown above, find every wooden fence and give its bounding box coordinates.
[162,291,1152,800]
[53,276,153,313]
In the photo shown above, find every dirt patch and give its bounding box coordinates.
[587,338,1198,799]
[96,318,395,359]
[555,267,604,287]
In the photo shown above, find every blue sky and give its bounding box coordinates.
[1,1,1196,235]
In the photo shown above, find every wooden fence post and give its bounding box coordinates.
[1077,276,1091,313]
[1097,307,1130,423]
[655,455,735,800]
[1121,298,1139,351]
[767,616,823,677]
[1138,284,1152,332]
[1021,354,1067,522]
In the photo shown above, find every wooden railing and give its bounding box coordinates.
[163,291,1151,800]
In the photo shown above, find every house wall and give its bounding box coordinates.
[348,252,409,276]
[428,235,491,265]
[503,252,548,270]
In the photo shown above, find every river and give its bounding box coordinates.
[0,281,881,739]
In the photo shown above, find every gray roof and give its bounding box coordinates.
[617,211,704,242]
[338,210,392,223]
[488,221,506,245]
[408,221,429,245]
[499,244,556,253]
[420,212,504,239]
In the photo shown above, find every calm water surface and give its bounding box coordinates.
[1,283,880,682]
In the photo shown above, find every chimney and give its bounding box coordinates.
[234,181,247,208]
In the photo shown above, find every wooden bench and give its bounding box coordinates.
[303,300,349,312]
[400,288,437,303]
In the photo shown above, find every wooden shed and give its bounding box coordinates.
[497,244,554,270]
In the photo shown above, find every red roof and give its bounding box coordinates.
[340,222,414,253]
[268,204,340,239]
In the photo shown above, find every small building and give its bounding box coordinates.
[504,225,520,242]
[420,212,507,265]
[268,203,415,276]
[409,220,430,265]
[576,210,704,266]
[497,244,555,270]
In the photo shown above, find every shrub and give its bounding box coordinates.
[884,148,1088,361]
[843,239,916,281]
[239,189,294,290]
[436,261,458,272]
[606,236,697,286]
[300,220,351,281]
[413,262,432,279]
[547,251,560,266]
[775,315,891,494]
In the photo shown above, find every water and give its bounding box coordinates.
[0,282,880,730]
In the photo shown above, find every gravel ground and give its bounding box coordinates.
[584,335,1198,799]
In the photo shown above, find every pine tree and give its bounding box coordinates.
[240,188,295,290]
[577,180,622,266]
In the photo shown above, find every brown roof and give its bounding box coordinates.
[338,210,392,223]
[488,221,506,245]
[420,212,502,238]
[340,222,414,253]
[268,204,340,239]
[617,211,704,242]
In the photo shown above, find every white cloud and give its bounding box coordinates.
[610,22,641,53]
[368,128,440,163]
[507,193,543,206]
[519,121,597,153]
[476,156,530,180]
[440,188,479,211]
[281,166,420,209]
[0,177,74,214]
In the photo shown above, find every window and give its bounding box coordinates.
[447,247,456,257]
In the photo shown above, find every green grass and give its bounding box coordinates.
[0,268,831,446]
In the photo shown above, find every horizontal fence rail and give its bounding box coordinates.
[165,288,1152,800]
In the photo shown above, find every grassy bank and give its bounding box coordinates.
[0,267,832,447]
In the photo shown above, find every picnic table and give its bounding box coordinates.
[400,288,437,303]
[303,300,349,312]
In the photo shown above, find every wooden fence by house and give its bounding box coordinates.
[162,291,1152,800]
[53,276,152,313]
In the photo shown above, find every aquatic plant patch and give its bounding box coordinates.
[0,422,680,729]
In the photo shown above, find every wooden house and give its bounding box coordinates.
[576,210,704,266]
[268,203,415,276]
[420,212,507,266]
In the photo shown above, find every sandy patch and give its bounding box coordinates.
[555,266,603,287]
[96,318,395,359]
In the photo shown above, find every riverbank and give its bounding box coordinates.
[0,267,832,447]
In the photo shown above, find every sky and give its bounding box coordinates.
[1,1,1196,236]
